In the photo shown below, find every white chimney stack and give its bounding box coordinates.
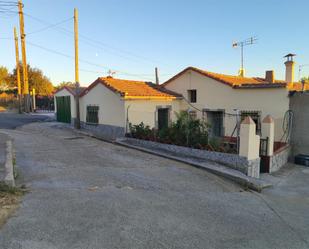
[284,53,296,83]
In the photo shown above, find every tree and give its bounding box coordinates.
[56,81,75,90]
[9,63,54,96]
[301,76,309,83]
[0,66,10,90]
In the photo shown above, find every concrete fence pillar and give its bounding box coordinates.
[239,117,260,160]
[239,116,260,178]
[261,115,274,156]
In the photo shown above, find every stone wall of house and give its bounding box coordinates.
[290,92,309,157]
[269,145,291,173]
[122,137,260,178]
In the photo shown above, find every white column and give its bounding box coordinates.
[239,116,260,160]
[261,115,275,156]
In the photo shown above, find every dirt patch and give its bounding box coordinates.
[0,183,24,228]
[0,106,6,113]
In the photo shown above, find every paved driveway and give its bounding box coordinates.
[0,113,52,129]
[0,122,308,249]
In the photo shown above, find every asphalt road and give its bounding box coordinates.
[0,122,308,249]
[0,113,52,129]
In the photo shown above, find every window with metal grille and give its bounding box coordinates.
[187,89,197,103]
[189,110,197,119]
[86,105,99,124]
[241,110,261,135]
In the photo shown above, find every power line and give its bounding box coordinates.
[23,12,174,69]
[27,17,73,35]
[27,41,154,81]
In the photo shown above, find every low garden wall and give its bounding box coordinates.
[121,137,260,178]
[80,122,125,141]
[269,144,290,173]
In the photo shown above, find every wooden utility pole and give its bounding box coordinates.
[18,0,30,112]
[14,27,22,113]
[32,88,36,112]
[74,8,81,129]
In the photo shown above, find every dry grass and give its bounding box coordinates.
[0,106,6,112]
[0,183,24,227]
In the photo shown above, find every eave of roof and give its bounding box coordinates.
[162,67,287,89]
[54,86,76,96]
[79,77,182,99]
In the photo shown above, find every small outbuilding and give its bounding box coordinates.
[78,76,182,140]
[54,86,76,124]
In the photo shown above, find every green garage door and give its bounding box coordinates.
[56,96,71,123]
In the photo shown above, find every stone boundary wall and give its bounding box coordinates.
[121,137,260,178]
[80,122,125,141]
[269,145,290,173]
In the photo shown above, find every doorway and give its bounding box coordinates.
[205,110,224,137]
[158,108,169,130]
[56,96,71,123]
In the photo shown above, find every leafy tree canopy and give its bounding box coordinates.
[301,76,309,83]
[56,81,75,90]
[9,63,54,96]
[0,66,9,88]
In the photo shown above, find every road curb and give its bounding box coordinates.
[115,140,272,192]
[4,140,15,187]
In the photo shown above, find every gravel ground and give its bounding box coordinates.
[0,122,308,249]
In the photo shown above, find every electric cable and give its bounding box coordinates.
[27,41,154,81]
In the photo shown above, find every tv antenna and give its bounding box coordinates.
[108,70,116,77]
[232,36,258,77]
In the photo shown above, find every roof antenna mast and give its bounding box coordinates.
[232,36,258,77]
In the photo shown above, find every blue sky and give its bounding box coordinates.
[0,0,309,86]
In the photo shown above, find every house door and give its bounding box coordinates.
[158,108,169,130]
[206,111,224,137]
[56,96,71,123]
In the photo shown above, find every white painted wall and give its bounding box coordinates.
[79,83,126,128]
[164,70,290,140]
[124,99,182,129]
[54,88,76,119]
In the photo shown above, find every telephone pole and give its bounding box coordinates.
[14,27,22,113]
[74,8,81,129]
[18,0,30,112]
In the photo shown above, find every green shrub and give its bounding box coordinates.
[129,122,154,140]
[129,111,210,148]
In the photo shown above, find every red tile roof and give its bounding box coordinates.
[287,82,309,91]
[54,86,87,96]
[163,67,287,89]
[80,77,181,99]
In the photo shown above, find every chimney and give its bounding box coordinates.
[284,53,296,83]
[155,67,159,85]
[265,70,275,83]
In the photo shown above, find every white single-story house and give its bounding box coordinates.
[162,66,290,141]
[77,76,182,140]
[54,86,86,124]
[54,54,302,143]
